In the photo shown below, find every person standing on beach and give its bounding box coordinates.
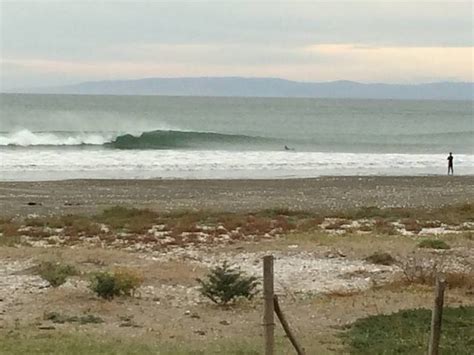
[447,152,454,175]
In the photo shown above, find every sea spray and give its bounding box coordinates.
[0,129,116,146]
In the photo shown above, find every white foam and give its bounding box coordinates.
[1,148,473,180]
[0,129,115,146]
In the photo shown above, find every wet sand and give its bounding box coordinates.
[0,176,472,217]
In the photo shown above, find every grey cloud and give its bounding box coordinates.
[1,1,472,88]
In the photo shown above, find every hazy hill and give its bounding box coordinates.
[9,77,473,100]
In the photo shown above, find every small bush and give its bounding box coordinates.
[0,219,20,237]
[90,268,143,300]
[401,218,422,234]
[44,311,103,324]
[417,239,450,250]
[365,252,396,266]
[397,257,438,286]
[36,261,77,287]
[197,262,259,305]
[373,218,397,235]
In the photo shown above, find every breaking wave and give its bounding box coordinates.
[0,129,115,146]
[0,129,278,149]
[107,130,278,149]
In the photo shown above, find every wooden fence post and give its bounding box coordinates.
[274,295,305,355]
[428,275,446,355]
[263,255,275,355]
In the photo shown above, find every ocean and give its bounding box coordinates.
[0,93,473,180]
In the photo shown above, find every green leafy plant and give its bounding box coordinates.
[417,239,450,250]
[36,261,78,287]
[197,261,259,305]
[342,306,474,354]
[90,268,143,300]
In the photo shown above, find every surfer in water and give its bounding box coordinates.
[284,145,294,151]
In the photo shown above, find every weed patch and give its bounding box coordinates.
[417,239,451,250]
[365,252,396,266]
[35,261,78,287]
[44,311,104,324]
[342,306,474,354]
[90,268,143,300]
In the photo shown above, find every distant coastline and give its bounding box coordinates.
[3,77,473,101]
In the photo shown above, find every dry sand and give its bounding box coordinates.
[0,176,473,217]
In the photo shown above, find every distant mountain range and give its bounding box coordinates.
[7,77,473,100]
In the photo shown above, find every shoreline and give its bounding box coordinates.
[1,175,472,216]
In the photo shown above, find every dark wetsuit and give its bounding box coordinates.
[447,155,454,175]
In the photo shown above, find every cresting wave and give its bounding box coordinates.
[0,129,115,146]
[0,129,277,149]
[2,129,473,152]
[107,130,277,149]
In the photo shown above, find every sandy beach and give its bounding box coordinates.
[1,176,473,217]
[1,176,473,353]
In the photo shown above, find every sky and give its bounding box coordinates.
[0,0,473,90]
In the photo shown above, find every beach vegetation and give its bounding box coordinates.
[0,219,22,246]
[0,234,22,247]
[401,218,422,233]
[90,268,143,300]
[417,239,450,250]
[342,306,474,354]
[396,257,473,289]
[95,206,158,233]
[324,219,350,230]
[364,252,396,266]
[197,262,259,305]
[372,218,397,235]
[44,311,104,324]
[36,261,78,287]
[0,330,265,354]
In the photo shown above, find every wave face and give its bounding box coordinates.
[0,129,279,150]
[0,129,115,146]
[108,130,277,150]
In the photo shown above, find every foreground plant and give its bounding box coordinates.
[90,268,143,300]
[342,306,474,354]
[365,252,396,266]
[197,261,259,305]
[417,239,451,250]
[36,261,78,287]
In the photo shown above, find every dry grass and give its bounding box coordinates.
[372,218,397,235]
[324,219,350,230]
[395,257,474,289]
[401,218,422,234]
[95,206,158,233]
[0,219,20,237]
[3,203,473,250]
[338,203,474,224]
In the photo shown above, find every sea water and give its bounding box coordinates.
[0,94,472,180]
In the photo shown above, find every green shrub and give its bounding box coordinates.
[197,262,259,305]
[365,252,396,266]
[90,268,143,300]
[417,239,451,250]
[36,261,77,287]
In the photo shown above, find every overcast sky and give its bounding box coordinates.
[0,1,472,89]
